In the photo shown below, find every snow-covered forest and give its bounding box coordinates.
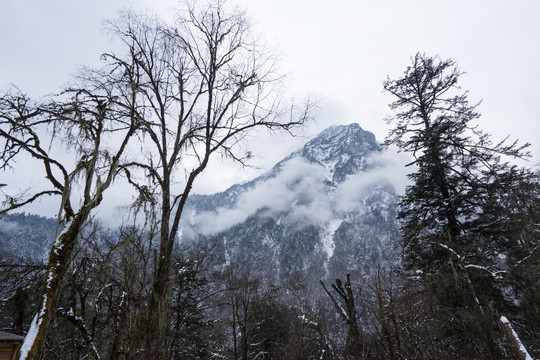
[1,1,539,359]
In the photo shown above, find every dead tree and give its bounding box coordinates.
[321,274,365,359]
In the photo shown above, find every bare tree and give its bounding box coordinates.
[0,78,140,359]
[102,1,312,357]
[321,274,365,359]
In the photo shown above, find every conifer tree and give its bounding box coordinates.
[383,53,539,358]
[384,53,530,275]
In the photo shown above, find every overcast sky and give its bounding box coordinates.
[1,0,539,216]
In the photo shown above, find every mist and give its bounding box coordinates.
[183,146,411,236]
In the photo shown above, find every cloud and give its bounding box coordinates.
[0,219,19,233]
[185,147,412,236]
[335,147,412,211]
[190,158,330,234]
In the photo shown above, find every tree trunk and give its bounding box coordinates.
[17,213,87,360]
[144,234,173,360]
[500,316,533,360]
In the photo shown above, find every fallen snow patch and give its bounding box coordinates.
[321,219,342,260]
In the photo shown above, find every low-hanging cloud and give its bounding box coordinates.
[0,219,19,233]
[189,158,330,234]
[185,147,411,236]
[335,147,412,211]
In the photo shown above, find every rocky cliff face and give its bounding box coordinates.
[181,123,400,286]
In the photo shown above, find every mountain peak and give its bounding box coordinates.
[181,122,399,287]
[298,123,380,183]
[187,123,382,212]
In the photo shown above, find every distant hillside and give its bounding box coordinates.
[0,212,57,261]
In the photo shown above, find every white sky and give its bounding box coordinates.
[1,0,539,216]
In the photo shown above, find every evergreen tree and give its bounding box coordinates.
[383,53,539,358]
[384,53,531,274]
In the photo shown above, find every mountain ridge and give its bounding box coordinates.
[181,123,400,286]
[187,123,382,212]
[0,123,401,287]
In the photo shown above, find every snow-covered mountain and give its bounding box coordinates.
[181,123,401,285]
[1,124,402,286]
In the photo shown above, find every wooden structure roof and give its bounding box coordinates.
[0,331,24,360]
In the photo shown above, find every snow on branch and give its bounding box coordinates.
[464,264,505,280]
